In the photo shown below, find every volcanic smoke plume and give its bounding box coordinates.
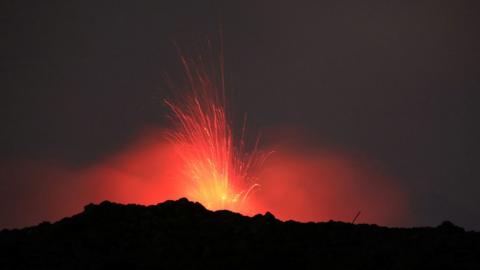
[0,42,409,229]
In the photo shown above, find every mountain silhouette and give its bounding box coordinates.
[1,198,479,269]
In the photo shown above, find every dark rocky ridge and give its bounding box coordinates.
[1,198,479,269]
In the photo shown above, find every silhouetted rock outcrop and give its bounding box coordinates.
[1,198,479,269]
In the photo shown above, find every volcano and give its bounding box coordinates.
[1,198,479,269]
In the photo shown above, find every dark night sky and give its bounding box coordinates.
[1,1,479,229]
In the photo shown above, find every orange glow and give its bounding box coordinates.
[0,128,410,229]
[0,55,410,229]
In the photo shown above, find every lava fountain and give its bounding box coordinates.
[164,48,264,212]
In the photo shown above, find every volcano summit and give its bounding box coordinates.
[1,198,479,269]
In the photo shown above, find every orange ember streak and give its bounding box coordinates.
[165,52,264,212]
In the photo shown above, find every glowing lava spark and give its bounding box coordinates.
[165,50,263,212]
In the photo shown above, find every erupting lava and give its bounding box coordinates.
[0,42,410,229]
[164,51,263,212]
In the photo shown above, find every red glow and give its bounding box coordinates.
[0,51,409,229]
[252,135,410,226]
[0,131,185,228]
[0,128,410,228]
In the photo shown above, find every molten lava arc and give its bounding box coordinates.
[165,53,263,212]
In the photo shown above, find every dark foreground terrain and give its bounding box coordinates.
[1,198,479,269]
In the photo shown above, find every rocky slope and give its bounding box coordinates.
[1,198,479,269]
